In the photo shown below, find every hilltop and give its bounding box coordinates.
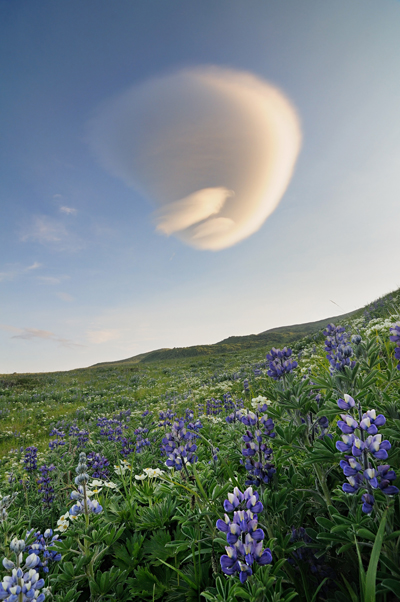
[91,309,359,367]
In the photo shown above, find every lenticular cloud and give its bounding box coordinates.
[88,67,301,250]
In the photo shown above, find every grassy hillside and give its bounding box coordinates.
[91,309,359,368]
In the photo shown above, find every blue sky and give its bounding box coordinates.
[1,0,400,373]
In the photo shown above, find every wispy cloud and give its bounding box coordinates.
[56,292,74,302]
[20,216,66,243]
[0,324,82,348]
[20,215,84,251]
[0,262,42,282]
[60,206,77,215]
[26,262,42,271]
[0,271,14,283]
[86,329,121,344]
[37,275,69,285]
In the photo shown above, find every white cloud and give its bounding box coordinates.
[20,216,66,243]
[0,262,42,282]
[0,271,14,282]
[88,66,301,250]
[55,292,74,302]
[86,329,121,344]
[60,206,77,215]
[26,262,42,270]
[20,215,83,251]
[37,275,69,285]
[155,187,233,235]
[0,324,82,348]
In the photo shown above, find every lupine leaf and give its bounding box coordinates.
[315,517,335,530]
[380,578,400,597]
[356,529,376,541]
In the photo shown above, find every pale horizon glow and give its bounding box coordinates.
[88,67,302,250]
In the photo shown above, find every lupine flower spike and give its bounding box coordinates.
[336,394,399,513]
[266,347,297,381]
[0,537,47,601]
[389,322,400,370]
[69,452,103,523]
[217,487,272,583]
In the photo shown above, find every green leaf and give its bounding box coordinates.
[310,578,329,602]
[331,525,351,534]
[364,509,387,602]
[316,533,350,544]
[143,530,173,563]
[381,578,400,597]
[341,575,359,602]
[315,517,334,530]
[157,558,197,589]
[128,566,167,599]
[356,528,376,541]
[337,542,354,554]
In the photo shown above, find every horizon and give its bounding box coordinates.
[2,290,393,376]
[1,0,400,373]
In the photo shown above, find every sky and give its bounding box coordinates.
[1,0,400,374]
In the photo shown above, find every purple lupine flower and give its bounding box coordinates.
[87,452,109,479]
[359,410,386,435]
[37,464,55,507]
[378,480,399,496]
[315,416,332,439]
[336,433,356,453]
[363,468,378,488]
[389,322,400,369]
[223,488,243,512]
[134,427,151,453]
[162,417,200,471]
[323,323,355,372]
[351,437,365,457]
[27,529,62,573]
[49,427,66,451]
[361,493,375,514]
[220,546,240,576]
[242,411,258,427]
[377,465,397,481]
[217,487,271,583]
[240,407,275,488]
[365,434,391,460]
[339,456,362,477]
[337,394,356,411]
[120,437,135,458]
[336,395,398,512]
[342,474,364,494]
[77,430,89,448]
[390,322,400,344]
[337,415,358,434]
[24,447,38,472]
[266,347,297,381]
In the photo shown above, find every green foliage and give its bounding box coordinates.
[0,288,400,601]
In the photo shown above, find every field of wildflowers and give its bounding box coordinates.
[1,290,400,602]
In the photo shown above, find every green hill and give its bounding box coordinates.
[91,308,359,367]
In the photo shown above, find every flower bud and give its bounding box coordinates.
[2,558,14,570]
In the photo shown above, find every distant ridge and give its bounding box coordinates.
[90,309,358,368]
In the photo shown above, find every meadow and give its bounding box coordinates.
[0,291,400,602]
